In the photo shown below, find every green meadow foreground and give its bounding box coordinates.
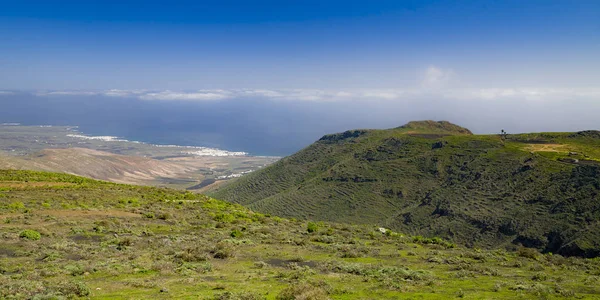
[1,171,600,299]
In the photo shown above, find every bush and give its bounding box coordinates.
[8,202,25,210]
[311,235,335,244]
[307,222,319,233]
[57,281,90,297]
[412,235,455,249]
[254,261,268,269]
[65,264,85,276]
[157,212,170,220]
[276,282,329,300]
[231,229,243,238]
[116,237,133,250]
[212,241,236,259]
[19,229,41,241]
[214,213,235,223]
[175,247,210,262]
[517,247,539,260]
[531,273,548,281]
[214,291,265,300]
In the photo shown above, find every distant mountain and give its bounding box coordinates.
[212,121,600,257]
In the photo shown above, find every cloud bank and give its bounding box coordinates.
[29,87,600,103]
[24,65,599,103]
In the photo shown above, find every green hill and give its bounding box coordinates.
[2,170,600,299]
[211,121,600,257]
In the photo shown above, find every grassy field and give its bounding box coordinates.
[1,170,600,299]
[212,121,600,257]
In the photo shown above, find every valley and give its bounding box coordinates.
[0,124,278,189]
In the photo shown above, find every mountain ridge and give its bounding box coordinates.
[212,121,600,257]
[396,120,473,135]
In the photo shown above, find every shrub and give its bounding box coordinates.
[517,247,539,260]
[307,222,319,233]
[198,262,213,273]
[214,213,235,223]
[119,197,140,206]
[175,247,210,262]
[65,264,85,276]
[116,237,133,250]
[157,212,170,220]
[254,261,268,269]
[276,282,329,300]
[230,229,243,238]
[311,235,335,244]
[532,273,548,281]
[212,241,236,259]
[8,202,25,210]
[19,229,41,241]
[57,281,90,297]
[412,235,455,249]
[214,291,265,300]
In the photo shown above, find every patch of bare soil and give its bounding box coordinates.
[70,234,104,243]
[0,247,16,257]
[267,258,319,268]
[524,143,568,152]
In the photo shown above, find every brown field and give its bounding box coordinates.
[523,143,568,152]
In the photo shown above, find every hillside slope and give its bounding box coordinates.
[212,121,600,257]
[2,170,600,299]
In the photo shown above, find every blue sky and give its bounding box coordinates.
[1,1,599,155]
[1,0,598,90]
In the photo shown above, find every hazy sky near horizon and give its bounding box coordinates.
[0,1,599,155]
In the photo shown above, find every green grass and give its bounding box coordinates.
[211,121,600,257]
[2,170,600,299]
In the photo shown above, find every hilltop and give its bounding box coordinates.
[1,170,600,299]
[211,121,600,257]
[397,120,473,135]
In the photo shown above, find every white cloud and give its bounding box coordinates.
[34,90,101,97]
[241,89,285,98]
[103,89,147,97]
[138,90,233,101]
[444,87,600,101]
[421,66,456,89]
[13,65,600,103]
[0,91,15,95]
[25,85,600,103]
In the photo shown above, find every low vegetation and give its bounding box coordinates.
[1,170,600,298]
[212,121,600,257]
